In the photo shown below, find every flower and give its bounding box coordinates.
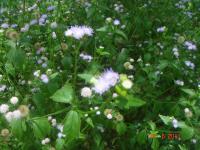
[122,79,133,89]
[96,111,101,115]
[107,114,112,119]
[185,60,195,69]
[50,22,58,29]
[40,74,49,83]
[1,23,9,29]
[12,110,22,119]
[115,113,124,121]
[93,69,119,95]
[184,41,197,50]
[113,19,120,25]
[112,93,118,98]
[184,108,193,118]
[10,96,19,105]
[104,109,112,116]
[80,53,93,62]
[0,104,9,114]
[41,138,50,145]
[157,26,166,32]
[81,87,92,98]
[18,105,29,117]
[5,112,13,122]
[64,25,93,39]
[1,129,9,137]
[172,119,178,128]
[58,132,66,138]
[175,80,184,86]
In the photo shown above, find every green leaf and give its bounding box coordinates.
[148,121,156,130]
[151,139,159,150]
[181,88,196,97]
[10,119,25,139]
[159,115,173,125]
[51,83,73,104]
[137,129,147,145]
[32,118,51,139]
[7,48,26,69]
[96,26,108,32]
[5,62,15,76]
[86,117,94,128]
[125,95,146,108]
[115,29,128,40]
[64,110,80,141]
[116,122,127,135]
[78,73,93,83]
[180,125,194,140]
[56,138,65,150]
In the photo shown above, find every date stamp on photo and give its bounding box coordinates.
[148,132,180,140]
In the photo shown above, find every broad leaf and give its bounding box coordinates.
[10,119,26,139]
[64,110,80,141]
[125,95,146,108]
[51,83,73,104]
[32,118,51,139]
[159,115,173,125]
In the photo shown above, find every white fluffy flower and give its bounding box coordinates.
[64,25,93,39]
[157,26,166,32]
[0,104,9,114]
[10,97,19,105]
[184,108,190,113]
[33,70,40,77]
[93,69,119,95]
[40,74,49,83]
[12,110,22,119]
[81,87,92,98]
[50,22,58,29]
[172,119,178,128]
[113,19,120,25]
[5,112,13,122]
[107,114,112,119]
[44,138,50,143]
[41,137,50,145]
[58,132,66,138]
[96,111,101,115]
[175,80,184,86]
[52,32,57,39]
[122,79,133,89]
[112,93,118,98]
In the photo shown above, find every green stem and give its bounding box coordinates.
[73,45,80,90]
[28,107,70,121]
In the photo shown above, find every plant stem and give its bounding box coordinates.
[28,107,70,121]
[73,45,80,90]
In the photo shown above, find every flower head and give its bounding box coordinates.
[81,87,92,98]
[93,69,119,95]
[64,25,93,40]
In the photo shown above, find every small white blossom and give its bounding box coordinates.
[96,111,101,115]
[157,26,166,32]
[0,104,9,114]
[40,74,49,83]
[122,79,133,89]
[12,110,22,119]
[172,119,178,128]
[5,112,13,122]
[112,93,118,98]
[10,97,19,105]
[107,114,112,119]
[81,87,92,98]
[175,80,184,86]
[113,19,120,25]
